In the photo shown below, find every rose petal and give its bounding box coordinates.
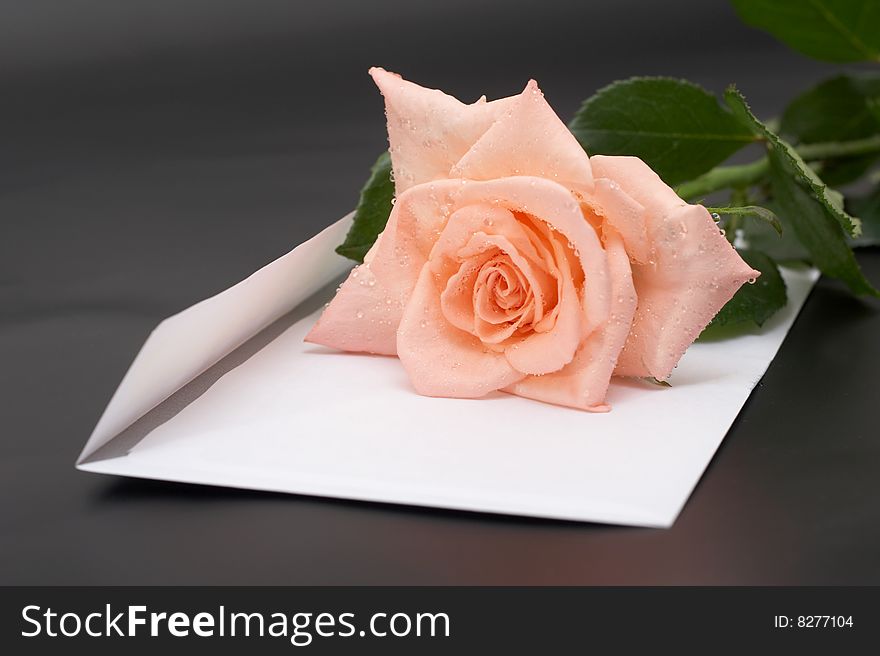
[428,203,549,279]
[437,250,497,333]
[590,156,760,379]
[303,259,398,355]
[440,230,555,345]
[458,231,554,321]
[397,265,526,397]
[502,256,583,376]
[452,80,593,195]
[584,178,650,263]
[305,181,461,354]
[614,204,761,379]
[474,264,538,343]
[436,201,589,377]
[474,262,529,322]
[589,155,685,216]
[505,229,637,410]
[370,67,515,194]
[308,177,615,372]
[455,177,612,336]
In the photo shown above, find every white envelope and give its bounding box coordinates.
[76,213,818,527]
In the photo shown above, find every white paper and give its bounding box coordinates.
[79,214,354,460]
[77,215,818,527]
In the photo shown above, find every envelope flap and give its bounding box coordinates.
[77,214,354,463]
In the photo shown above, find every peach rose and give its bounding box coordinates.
[306,68,759,411]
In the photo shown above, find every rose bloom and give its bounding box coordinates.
[306,68,758,411]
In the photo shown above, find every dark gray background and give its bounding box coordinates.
[2,0,879,584]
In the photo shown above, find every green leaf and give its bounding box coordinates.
[741,205,811,263]
[725,87,878,296]
[768,161,878,295]
[725,86,862,238]
[781,74,880,143]
[568,77,756,186]
[814,156,879,187]
[705,250,787,330]
[705,204,783,235]
[780,74,880,185]
[642,377,672,387]
[731,0,880,63]
[744,192,880,257]
[868,96,880,123]
[335,151,393,263]
[849,187,880,246]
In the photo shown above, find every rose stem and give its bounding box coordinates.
[676,134,880,201]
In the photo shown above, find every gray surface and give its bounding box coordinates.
[2,0,879,584]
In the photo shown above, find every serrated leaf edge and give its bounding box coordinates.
[723,85,862,238]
